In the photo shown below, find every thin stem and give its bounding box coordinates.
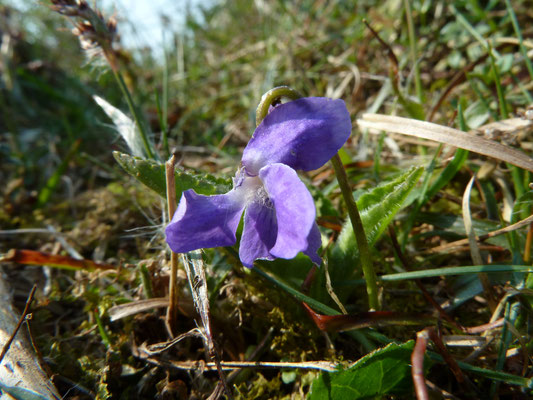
[411,330,429,400]
[0,285,37,364]
[363,19,423,120]
[331,154,379,310]
[165,153,179,336]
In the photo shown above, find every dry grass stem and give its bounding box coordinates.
[165,154,179,336]
[358,113,533,172]
[462,176,497,312]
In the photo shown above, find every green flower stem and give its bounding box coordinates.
[255,86,302,126]
[112,69,157,160]
[94,309,111,348]
[331,154,380,310]
[255,86,379,310]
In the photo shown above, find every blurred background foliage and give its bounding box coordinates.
[2,0,530,204]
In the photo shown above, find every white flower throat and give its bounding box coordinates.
[232,168,273,209]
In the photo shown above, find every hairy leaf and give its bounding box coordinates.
[95,96,146,158]
[113,151,232,200]
[333,166,423,266]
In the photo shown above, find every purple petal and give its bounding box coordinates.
[242,97,351,174]
[165,189,245,253]
[239,201,277,268]
[259,163,316,259]
[303,223,322,265]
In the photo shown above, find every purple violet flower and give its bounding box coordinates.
[165,97,351,267]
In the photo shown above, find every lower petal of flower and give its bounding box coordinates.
[239,201,277,268]
[165,189,245,253]
[259,163,316,260]
[303,222,322,265]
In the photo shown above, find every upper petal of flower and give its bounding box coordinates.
[239,201,277,268]
[259,163,316,260]
[165,189,246,253]
[242,97,351,174]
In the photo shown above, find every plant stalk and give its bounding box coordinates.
[331,154,380,310]
[165,153,179,336]
[255,86,302,126]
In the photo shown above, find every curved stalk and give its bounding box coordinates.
[255,86,302,126]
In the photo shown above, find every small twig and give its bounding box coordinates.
[363,19,423,119]
[362,19,399,74]
[426,327,467,387]
[142,328,204,356]
[141,358,339,372]
[411,330,430,400]
[301,302,435,332]
[0,285,37,364]
[324,259,348,314]
[25,315,54,378]
[412,326,477,399]
[165,152,179,336]
[463,318,504,335]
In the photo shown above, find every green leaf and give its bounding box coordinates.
[113,151,232,199]
[333,166,423,268]
[308,341,415,399]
